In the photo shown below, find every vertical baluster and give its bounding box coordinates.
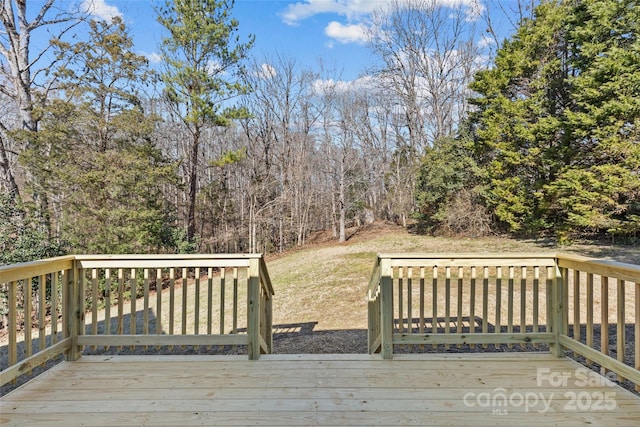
[61,269,68,345]
[482,266,489,348]
[635,281,639,392]
[419,267,425,335]
[52,271,59,345]
[39,274,46,352]
[233,267,239,335]
[130,268,136,349]
[617,279,625,382]
[142,268,149,350]
[600,276,609,376]
[194,267,200,337]
[156,268,163,345]
[8,281,17,376]
[520,266,527,335]
[545,266,552,339]
[220,267,226,336]
[74,268,85,359]
[457,267,463,348]
[117,268,124,350]
[444,266,450,349]
[182,267,189,338]
[586,273,594,365]
[232,267,239,351]
[496,267,502,336]
[143,268,150,340]
[25,277,32,362]
[470,266,476,337]
[574,270,581,342]
[398,267,403,334]
[533,266,539,348]
[432,266,438,335]
[91,269,98,350]
[104,268,111,350]
[207,267,213,335]
[562,267,569,335]
[407,267,413,335]
[169,268,175,337]
[168,267,175,350]
[507,266,514,348]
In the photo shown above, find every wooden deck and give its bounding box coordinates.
[1,353,639,426]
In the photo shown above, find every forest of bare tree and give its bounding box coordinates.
[1,0,638,263]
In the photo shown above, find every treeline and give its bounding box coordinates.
[1,0,638,264]
[418,0,640,242]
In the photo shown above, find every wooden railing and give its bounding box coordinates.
[0,254,274,387]
[0,256,75,387]
[367,253,640,391]
[556,254,639,389]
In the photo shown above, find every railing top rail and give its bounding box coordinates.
[0,255,75,283]
[377,252,557,260]
[1,254,270,282]
[376,253,558,268]
[367,258,382,299]
[75,253,264,261]
[258,257,275,295]
[556,253,640,282]
[74,253,265,269]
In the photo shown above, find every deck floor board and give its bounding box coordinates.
[2,353,639,426]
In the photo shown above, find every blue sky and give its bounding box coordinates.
[77,0,507,81]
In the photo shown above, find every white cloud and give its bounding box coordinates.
[258,63,277,79]
[82,0,121,21]
[477,34,496,49]
[207,60,224,76]
[312,75,377,96]
[145,52,163,64]
[280,0,377,26]
[324,21,369,44]
[281,0,485,47]
[281,0,484,25]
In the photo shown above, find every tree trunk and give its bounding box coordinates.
[339,161,346,243]
[186,130,200,243]
[0,132,21,200]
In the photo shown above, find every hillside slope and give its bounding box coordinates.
[266,223,638,336]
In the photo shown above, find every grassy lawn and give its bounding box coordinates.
[264,223,639,331]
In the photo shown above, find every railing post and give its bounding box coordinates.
[549,260,565,358]
[66,259,83,361]
[247,257,261,360]
[380,258,393,359]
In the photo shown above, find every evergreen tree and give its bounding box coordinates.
[414,135,480,234]
[469,0,571,234]
[157,0,254,243]
[545,0,640,238]
[20,17,180,253]
[468,0,640,240]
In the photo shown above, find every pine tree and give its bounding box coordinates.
[469,0,572,234]
[468,0,640,240]
[157,0,254,243]
[20,17,179,253]
[545,0,640,238]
